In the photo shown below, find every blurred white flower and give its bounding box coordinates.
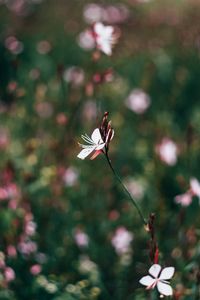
[111,227,133,255]
[125,89,151,114]
[4,267,15,282]
[5,36,24,55]
[139,264,175,297]
[124,178,145,200]
[156,138,178,166]
[63,167,79,187]
[93,22,117,56]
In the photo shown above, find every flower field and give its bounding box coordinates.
[0,0,200,299]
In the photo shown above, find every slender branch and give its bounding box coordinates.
[104,153,147,226]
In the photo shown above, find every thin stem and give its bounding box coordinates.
[104,153,147,226]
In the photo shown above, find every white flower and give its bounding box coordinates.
[156,138,178,166]
[93,22,116,56]
[139,264,175,297]
[125,89,151,114]
[111,227,133,255]
[77,128,105,160]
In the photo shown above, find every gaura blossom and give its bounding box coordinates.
[139,264,175,297]
[175,177,200,206]
[77,128,106,160]
[77,112,114,160]
[93,22,118,56]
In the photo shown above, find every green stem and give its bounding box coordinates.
[105,153,147,226]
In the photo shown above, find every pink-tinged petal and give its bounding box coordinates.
[149,264,161,278]
[90,150,102,160]
[159,267,175,280]
[139,275,155,287]
[157,281,173,296]
[91,128,103,144]
[77,147,95,160]
[175,192,192,206]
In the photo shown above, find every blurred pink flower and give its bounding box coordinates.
[18,240,37,255]
[35,102,53,118]
[63,167,79,187]
[7,245,17,258]
[5,36,23,55]
[102,4,129,24]
[83,3,103,24]
[4,267,15,282]
[175,192,192,207]
[156,138,178,166]
[30,264,42,275]
[0,183,20,201]
[56,113,68,126]
[111,227,133,255]
[8,199,18,210]
[78,30,96,50]
[125,89,151,114]
[74,229,89,248]
[175,177,200,206]
[25,221,37,236]
[63,66,85,86]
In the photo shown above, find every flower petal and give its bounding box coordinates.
[157,281,173,296]
[149,264,161,278]
[139,275,155,287]
[96,143,105,150]
[90,150,102,160]
[159,267,175,280]
[77,147,95,160]
[91,128,103,144]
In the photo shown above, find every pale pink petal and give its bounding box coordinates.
[157,281,173,296]
[159,267,175,280]
[149,264,161,278]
